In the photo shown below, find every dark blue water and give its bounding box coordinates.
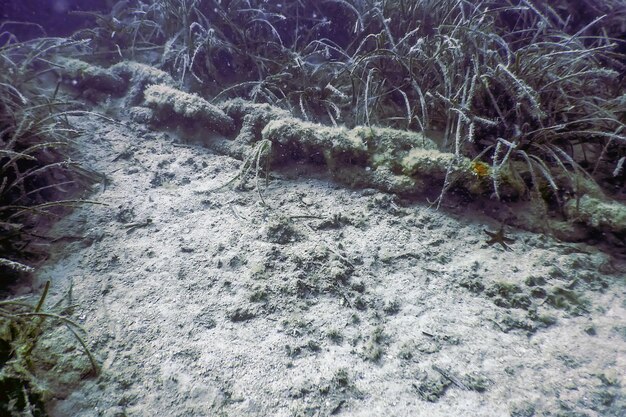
[1,0,112,38]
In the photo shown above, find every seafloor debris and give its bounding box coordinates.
[48,59,626,240]
[564,195,626,233]
[53,57,126,93]
[143,84,235,135]
[109,61,175,106]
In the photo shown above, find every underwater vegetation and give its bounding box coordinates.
[0,281,98,416]
[0,1,624,415]
[71,0,626,210]
[0,31,102,416]
[2,0,624,269]
[0,34,99,283]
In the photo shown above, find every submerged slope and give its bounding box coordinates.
[33,113,625,417]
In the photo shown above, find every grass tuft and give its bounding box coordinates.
[0,36,97,284]
[0,281,99,416]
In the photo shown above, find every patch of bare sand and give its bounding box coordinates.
[32,116,625,417]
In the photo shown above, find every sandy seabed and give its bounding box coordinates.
[28,113,625,417]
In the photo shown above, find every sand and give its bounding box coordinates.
[24,112,625,417]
